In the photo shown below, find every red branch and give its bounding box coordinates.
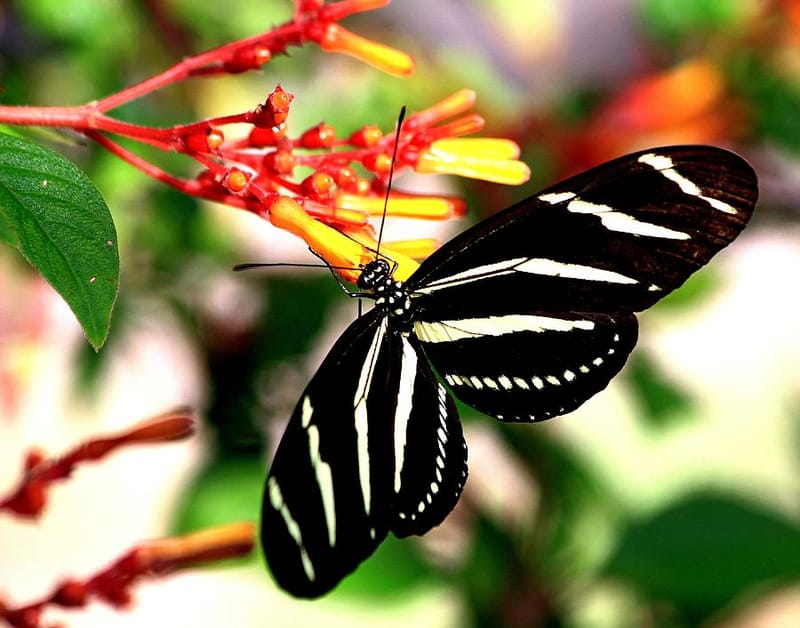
[0,409,195,519]
[0,522,255,628]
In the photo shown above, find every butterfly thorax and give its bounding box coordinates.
[357,259,413,326]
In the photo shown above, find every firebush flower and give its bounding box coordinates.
[0,1,529,285]
[228,88,530,281]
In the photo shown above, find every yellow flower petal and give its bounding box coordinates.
[381,238,439,260]
[268,196,421,283]
[318,24,414,77]
[416,147,530,185]
[406,89,476,128]
[336,193,456,219]
[431,138,521,160]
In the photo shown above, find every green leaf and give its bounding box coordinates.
[652,268,722,312]
[729,56,800,153]
[626,351,693,430]
[639,0,747,46]
[332,535,440,599]
[173,454,264,535]
[603,492,800,620]
[0,198,20,246]
[0,133,119,350]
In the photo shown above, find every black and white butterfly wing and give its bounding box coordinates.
[262,311,467,598]
[408,146,758,422]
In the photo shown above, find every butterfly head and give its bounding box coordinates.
[357,258,392,291]
[357,257,413,323]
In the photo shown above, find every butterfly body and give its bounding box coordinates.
[260,146,758,597]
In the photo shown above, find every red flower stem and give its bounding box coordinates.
[85,131,193,190]
[0,412,194,519]
[86,131,369,227]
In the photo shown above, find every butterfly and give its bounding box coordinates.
[259,145,757,597]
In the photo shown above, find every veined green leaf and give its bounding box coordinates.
[0,132,119,349]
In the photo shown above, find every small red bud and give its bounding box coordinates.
[348,124,382,148]
[355,177,372,194]
[53,580,89,607]
[24,448,46,472]
[224,45,273,73]
[225,168,251,193]
[206,129,225,151]
[264,149,295,175]
[268,86,293,122]
[335,166,358,189]
[183,128,223,154]
[361,152,392,174]
[251,86,293,128]
[17,480,47,516]
[6,607,41,628]
[301,172,336,199]
[249,125,286,147]
[300,122,336,149]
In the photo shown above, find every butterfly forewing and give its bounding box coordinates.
[409,146,757,315]
[262,312,468,598]
[408,146,757,422]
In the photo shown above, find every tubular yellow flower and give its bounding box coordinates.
[416,138,530,185]
[406,89,476,128]
[268,195,420,282]
[318,23,415,77]
[381,238,439,260]
[432,138,521,160]
[270,196,368,278]
[138,522,255,567]
[348,230,421,281]
[336,193,457,219]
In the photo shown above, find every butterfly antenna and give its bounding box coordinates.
[375,105,407,257]
[233,262,358,272]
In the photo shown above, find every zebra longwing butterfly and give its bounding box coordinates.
[261,146,757,597]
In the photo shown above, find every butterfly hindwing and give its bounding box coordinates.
[415,311,638,422]
[262,312,468,597]
[407,146,757,422]
[389,332,467,537]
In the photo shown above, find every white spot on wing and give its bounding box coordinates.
[539,190,576,204]
[306,424,336,547]
[414,250,646,296]
[393,336,418,494]
[269,477,316,582]
[414,314,595,344]
[516,258,640,284]
[353,319,388,516]
[638,152,738,214]
[567,198,690,240]
[414,258,525,293]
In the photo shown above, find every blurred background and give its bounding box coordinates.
[2,0,800,626]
